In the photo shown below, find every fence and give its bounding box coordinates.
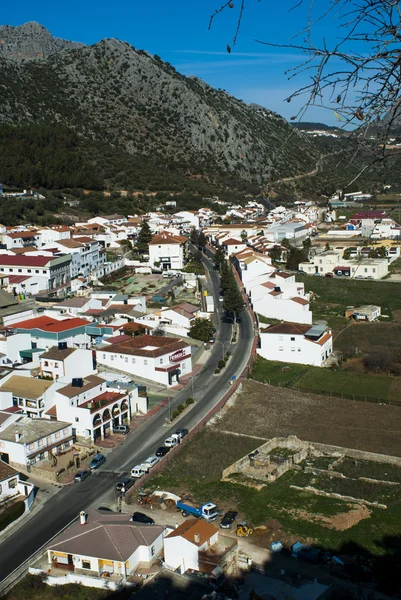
[263,379,401,407]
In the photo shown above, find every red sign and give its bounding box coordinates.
[169,349,185,362]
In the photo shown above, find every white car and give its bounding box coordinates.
[164,434,180,448]
[141,456,159,472]
[131,465,146,478]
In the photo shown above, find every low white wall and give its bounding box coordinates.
[28,568,120,591]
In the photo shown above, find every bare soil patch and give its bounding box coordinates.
[288,504,371,531]
[217,380,401,457]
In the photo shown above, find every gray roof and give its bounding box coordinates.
[49,509,163,561]
[0,290,18,309]
[0,417,71,445]
[57,374,104,398]
[57,298,90,308]
[40,346,76,361]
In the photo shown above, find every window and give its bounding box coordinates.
[182,363,186,371]
[75,417,79,422]
[63,428,69,435]
[151,545,155,556]
[44,361,48,367]
[9,268,13,272]
[18,269,22,273]
[364,268,368,273]
[373,268,376,273]
[111,355,114,361]
[38,439,44,447]
[28,443,35,451]
[82,561,91,570]
[8,478,17,489]
[290,337,295,341]
[297,348,301,352]
[125,357,128,363]
[144,359,148,365]
[132,358,136,364]
[27,269,31,273]
[291,347,295,352]
[279,346,284,351]
[55,431,61,439]
[159,358,163,364]
[278,336,283,342]
[35,270,39,273]
[102,354,106,360]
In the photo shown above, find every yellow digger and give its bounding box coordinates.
[236,522,253,537]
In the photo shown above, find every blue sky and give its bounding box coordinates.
[2,0,339,124]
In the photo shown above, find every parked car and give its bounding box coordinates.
[130,512,155,525]
[155,446,170,457]
[208,336,215,344]
[219,511,238,529]
[141,456,159,472]
[89,454,106,470]
[113,425,130,435]
[131,465,146,478]
[176,428,189,439]
[164,434,180,447]
[74,470,91,482]
[116,475,134,492]
[325,272,334,278]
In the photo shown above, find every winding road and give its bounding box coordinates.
[0,250,255,588]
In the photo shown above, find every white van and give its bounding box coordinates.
[164,434,180,448]
[141,456,159,472]
[131,465,146,478]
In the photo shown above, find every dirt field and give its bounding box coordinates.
[334,322,401,360]
[216,380,401,457]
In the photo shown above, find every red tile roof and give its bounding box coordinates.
[10,316,90,332]
[0,255,53,267]
[100,333,189,358]
[8,275,30,284]
[261,323,311,335]
[291,297,309,306]
[150,231,187,245]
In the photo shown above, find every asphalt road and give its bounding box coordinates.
[0,251,255,585]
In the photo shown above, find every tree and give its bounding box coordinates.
[223,280,244,316]
[198,231,207,248]
[189,318,214,342]
[268,246,282,263]
[120,239,132,251]
[136,220,152,254]
[240,229,248,243]
[213,247,226,270]
[190,229,199,246]
[286,247,308,271]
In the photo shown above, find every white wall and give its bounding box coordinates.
[149,243,184,270]
[164,536,199,572]
[258,331,332,366]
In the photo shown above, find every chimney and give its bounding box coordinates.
[79,511,87,525]
[194,532,200,544]
[15,432,22,442]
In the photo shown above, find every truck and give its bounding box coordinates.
[176,500,218,521]
[205,295,215,313]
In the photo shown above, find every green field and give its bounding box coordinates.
[250,356,401,403]
[294,369,393,402]
[298,275,401,323]
[335,323,401,360]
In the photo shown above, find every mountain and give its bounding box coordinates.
[0,22,84,61]
[291,122,340,132]
[0,23,319,192]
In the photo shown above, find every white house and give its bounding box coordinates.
[42,238,106,279]
[148,231,187,271]
[96,334,192,387]
[222,238,248,256]
[0,374,56,418]
[39,346,95,381]
[263,221,307,242]
[51,297,103,318]
[258,323,333,366]
[0,460,35,508]
[299,249,389,279]
[0,254,71,294]
[164,518,219,573]
[134,303,201,337]
[46,509,164,580]
[0,416,74,467]
[0,332,31,365]
[49,374,142,441]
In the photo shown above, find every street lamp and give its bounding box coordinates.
[215,340,228,360]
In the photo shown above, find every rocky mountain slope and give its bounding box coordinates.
[0,23,319,190]
[0,22,84,61]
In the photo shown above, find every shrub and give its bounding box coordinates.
[215,368,221,374]
[218,360,225,369]
[226,350,231,357]
[172,410,180,419]
[186,397,194,405]
[177,404,184,412]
